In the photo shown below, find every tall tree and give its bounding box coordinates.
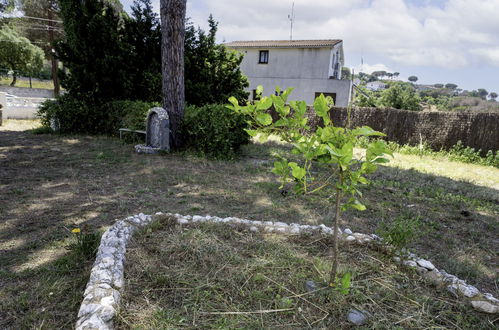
[477,88,488,100]
[125,0,162,102]
[0,25,44,86]
[16,0,62,95]
[184,15,248,106]
[160,0,186,149]
[489,92,497,101]
[408,75,418,83]
[57,0,130,101]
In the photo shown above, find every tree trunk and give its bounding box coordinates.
[160,0,186,149]
[329,188,342,285]
[10,72,16,86]
[48,9,60,97]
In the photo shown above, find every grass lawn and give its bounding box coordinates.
[117,216,492,328]
[0,119,497,328]
[0,77,55,90]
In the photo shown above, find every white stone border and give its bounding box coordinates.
[76,213,499,329]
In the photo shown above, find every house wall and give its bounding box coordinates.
[238,47,333,80]
[247,77,352,107]
[233,45,351,106]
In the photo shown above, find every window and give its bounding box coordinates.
[259,50,269,64]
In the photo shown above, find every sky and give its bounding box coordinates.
[121,0,499,94]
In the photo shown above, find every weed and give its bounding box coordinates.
[376,214,424,250]
[67,225,100,261]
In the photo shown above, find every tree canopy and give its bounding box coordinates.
[408,75,418,83]
[185,15,248,106]
[0,25,44,85]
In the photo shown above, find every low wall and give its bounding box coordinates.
[0,92,47,121]
[0,85,54,98]
[320,107,498,152]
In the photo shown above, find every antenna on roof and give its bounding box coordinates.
[288,1,295,41]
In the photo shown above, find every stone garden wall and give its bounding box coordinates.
[303,107,499,153]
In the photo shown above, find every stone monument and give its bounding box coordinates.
[135,107,170,154]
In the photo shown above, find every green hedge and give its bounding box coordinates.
[181,103,250,160]
[37,95,158,136]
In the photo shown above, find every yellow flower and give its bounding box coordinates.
[71,228,81,234]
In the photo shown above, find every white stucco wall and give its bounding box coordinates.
[238,47,333,80]
[230,44,351,106]
[247,77,352,107]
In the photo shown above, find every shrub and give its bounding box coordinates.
[37,94,104,134]
[181,103,250,160]
[100,100,159,133]
[38,96,158,136]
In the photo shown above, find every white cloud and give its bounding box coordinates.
[353,63,391,74]
[185,0,499,69]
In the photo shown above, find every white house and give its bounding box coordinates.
[365,81,387,91]
[225,39,352,106]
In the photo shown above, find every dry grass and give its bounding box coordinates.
[117,216,495,329]
[0,122,497,328]
[0,77,55,90]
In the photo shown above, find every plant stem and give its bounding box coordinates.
[329,177,343,285]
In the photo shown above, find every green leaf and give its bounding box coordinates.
[313,94,330,125]
[351,200,366,211]
[258,133,269,142]
[257,96,273,110]
[272,160,289,176]
[256,113,273,126]
[244,129,258,137]
[358,176,369,184]
[340,272,351,294]
[373,157,390,164]
[288,162,306,180]
[352,126,385,137]
[256,85,264,97]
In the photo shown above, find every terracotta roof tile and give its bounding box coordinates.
[224,39,342,48]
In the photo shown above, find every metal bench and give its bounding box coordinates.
[118,128,146,140]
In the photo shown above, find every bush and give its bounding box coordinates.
[181,103,250,160]
[38,95,158,136]
[100,100,159,133]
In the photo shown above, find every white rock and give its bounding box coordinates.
[78,303,102,318]
[344,228,353,235]
[484,293,499,303]
[155,212,163,215]
[423,269,444,286]
[263,221,273,226]
[192,215,204,222]
[345,235,356,242]
[76,314,109,330]
[249,226,259,233]
[403,260,417,268]
[393,256,401,263]
[416,259,435,270]
[275,222,288,227]
[264,226,274,233]
[471,300,499,314]
[98,305,116,322]
[457,284,480,298]
[289,227,301,234]
[347,309,370,325]
[177,218,189,224]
